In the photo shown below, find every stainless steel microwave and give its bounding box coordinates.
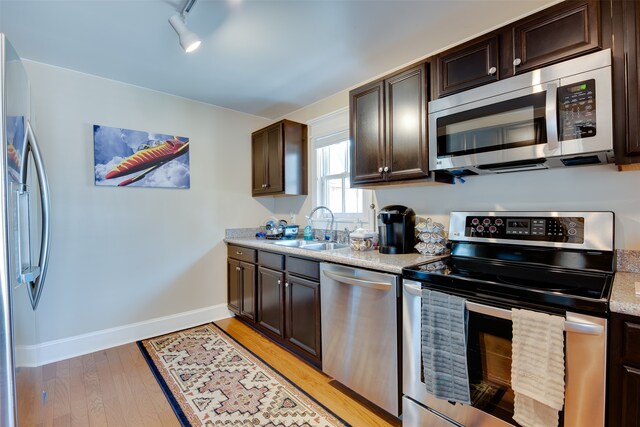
[428,49,613,175]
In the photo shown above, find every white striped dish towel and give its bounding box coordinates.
[511,308,565,427]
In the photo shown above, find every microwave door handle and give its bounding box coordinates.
[546,82,559,152]
[23,120,51,310]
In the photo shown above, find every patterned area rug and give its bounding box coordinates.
[138,323,348,427]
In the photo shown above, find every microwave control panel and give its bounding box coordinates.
[464,216,585,243]
[558,79,596,141]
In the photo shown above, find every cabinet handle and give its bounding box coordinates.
[383,166,389,173]
[236,266,241,271]
[285,281,289,288]
[278,279,281,285]
[513,58,522,66]
[236,251,243,255]
[488,66,497,75]
[378,167,383,173]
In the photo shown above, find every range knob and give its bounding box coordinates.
[483,218,491,226]
[489,226,497,233]
[495,218,504,226]
[476,225,485,232]
[471,218,480,226]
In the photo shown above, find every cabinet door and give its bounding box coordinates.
[350,80,385,185]
[385,64,429,181]
[285,275,321,360]
[265,123,284,193]
[619,365,640,427]
[257,267,285,337]
[435,35,499,98]
[227,258,241,314]
[623,0,640,157]
[240,262,256,321]
[251,131,267,195]
[511,0,600,75]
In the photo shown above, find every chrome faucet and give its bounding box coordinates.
[307,206,335,241]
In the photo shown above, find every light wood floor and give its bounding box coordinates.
[16,317,401,427]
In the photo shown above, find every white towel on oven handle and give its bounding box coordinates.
[511,308,565,427]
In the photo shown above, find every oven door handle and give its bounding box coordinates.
[404,282,604,335]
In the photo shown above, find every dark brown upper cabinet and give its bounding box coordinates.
[433,0,601,99]
[350,63,429,186]
[434,34,500,98]
[350,80,385,184]
[510,0,600,75]
[610,0,640,168]
[251,120,307,197]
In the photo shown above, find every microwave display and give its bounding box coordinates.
[558,79,596,140]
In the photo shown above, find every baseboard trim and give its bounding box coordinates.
[16,304,233,367]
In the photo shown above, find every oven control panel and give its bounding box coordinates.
[464,216,585,243]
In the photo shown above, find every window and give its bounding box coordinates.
[309,108,373,227]
[316,140,364,217]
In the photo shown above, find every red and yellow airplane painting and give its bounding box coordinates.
[104,138,189,186]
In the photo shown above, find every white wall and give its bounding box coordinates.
[25,61,272,348]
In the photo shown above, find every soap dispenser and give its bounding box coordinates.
[303,220,313,241]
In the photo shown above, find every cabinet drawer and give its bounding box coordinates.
[227,245,256,263]
[623,321,640,364]
[258,250,285,271]
[287,256,320,281]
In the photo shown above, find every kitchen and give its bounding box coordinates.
[1,0,639,426]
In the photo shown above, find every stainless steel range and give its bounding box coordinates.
[402,211,614,426]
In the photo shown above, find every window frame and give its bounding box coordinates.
[308,108,373,228]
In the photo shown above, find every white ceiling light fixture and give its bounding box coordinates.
[169,0,201,53]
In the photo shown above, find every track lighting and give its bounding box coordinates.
[169,0,201,53]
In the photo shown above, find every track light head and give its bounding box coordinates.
[169,14,201,53]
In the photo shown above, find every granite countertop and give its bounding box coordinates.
[224,237,446,274]
[610,272,640,316]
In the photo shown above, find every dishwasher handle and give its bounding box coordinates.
[323,270,392,291]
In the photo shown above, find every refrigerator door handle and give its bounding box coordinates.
[22,120,51,310]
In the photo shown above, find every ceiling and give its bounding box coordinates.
[0,0,556,119]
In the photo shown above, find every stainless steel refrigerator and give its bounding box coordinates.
[0,33,51,427]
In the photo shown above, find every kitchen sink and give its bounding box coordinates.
[270,240,348,251]
[301,242,349,251]
[271,239,304,247]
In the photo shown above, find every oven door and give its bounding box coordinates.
[402,280,607,427]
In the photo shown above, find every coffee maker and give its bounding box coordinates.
[378,205,416,254]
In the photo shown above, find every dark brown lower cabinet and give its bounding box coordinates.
[608,312,640,426]
[285,274,321,360]
[257,266,285,337]
[227,255,256,322]
[227,247,322,368]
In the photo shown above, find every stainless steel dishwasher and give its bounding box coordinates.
[320,262,400,416]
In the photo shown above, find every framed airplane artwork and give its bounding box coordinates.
[93,125,190,189]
